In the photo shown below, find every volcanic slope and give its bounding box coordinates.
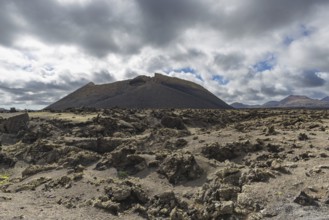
[46,73,232,110]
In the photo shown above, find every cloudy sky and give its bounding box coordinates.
[1,0,329,109]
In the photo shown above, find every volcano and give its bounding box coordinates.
[46,73,232,110]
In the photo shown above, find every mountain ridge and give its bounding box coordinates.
[322,96,329,101]
[46,73,232,110]
[232,95,329,109]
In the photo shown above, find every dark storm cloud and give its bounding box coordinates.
[1,0,328,57]
[0,75,89,105]
[146,55,170,73]
[214,53,245,70]
[92,70,115,84]
[171,49,207,62]
[213,0,329,38]
[242,88,263,101]
[0,84,54,106]
[14,92,59,106]
[135,0,327,46]
[0,84,28,95]
[0,2,20,46]
[145,49,207,74]
[124,69,140,79]
[260,85,291,97]
[218,88,263,102]
[135,0,207,46]
[10,0,138,57]
[298,70,326,87]
[24,77,89,93]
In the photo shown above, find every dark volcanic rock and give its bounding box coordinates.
[174,139,188,148]
[293,191,319,206]
[19,142,62,165]
[21,123,57,144]
[161,116,186,130]
[195,165,243,219]
[147,191,188,218]
[202,142,263,162]
[0,113,29,134]
[241,168,275,183]
[45,73,232,110]
[68,138,120,154]
[22,165,57,177]
[105,180,148,204]
[93,179,148,215]
[158,153,203,184]
[95,147,147,174]
[202,143,237,162]
[61,151,100,167]
[0,152,16,168]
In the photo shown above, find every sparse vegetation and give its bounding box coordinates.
[234,123,245,132]
[0,173,9,185]
[265,125,277,135]
[117,171,129,179]
[298,133,309,141]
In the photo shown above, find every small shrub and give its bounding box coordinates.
[234,123,245,132]
[266,126,277,136]
[298,133,309,141]
[0,174,9,185]
[117,171,129,179]
[175,139,188,148]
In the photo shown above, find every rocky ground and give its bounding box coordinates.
[1,108,329,219]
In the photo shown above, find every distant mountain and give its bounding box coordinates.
[262,101,280,108]
[46,73,232,110]
[322,96,329,102]
[230,102,261,109]
[0,108,8,112]
[277,95,322,108]
[231,102,249,109]
[231,95,329,109]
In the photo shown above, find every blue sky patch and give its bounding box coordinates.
[300,24,313,37]
[283,36,294,46]
[44,64,54,72]
[175,67,196,74]
[212,75,229,85]
[283,24,314,46]
[253,53,276,72]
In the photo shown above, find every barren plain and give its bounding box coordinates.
[1,109,329,219]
